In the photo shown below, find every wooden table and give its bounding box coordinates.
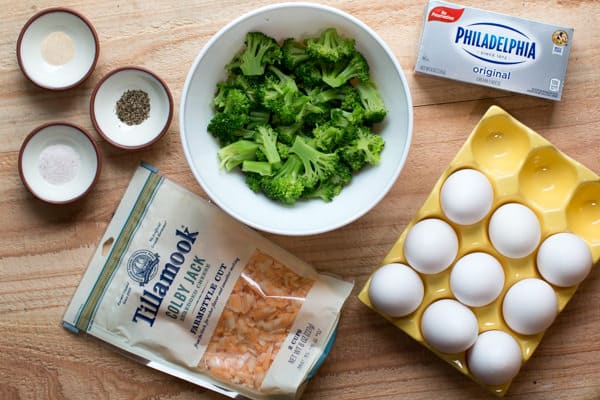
[1,1,599,399]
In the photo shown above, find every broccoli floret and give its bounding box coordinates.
[242,160,273,176]
[217,140,259,171]
[312,123,345,152]
[339,85,362,111]
[208,86,254,145]
[293,59,323,88]
[245,172,263,192]
[212,81,231,109]
[339,127,385,171]
[306,28,356,62]
[254,125,281,165]
[304,162,353,202]
[247,109,271,129]
[309,85,353,106]
[230,74,264,106]
[207,112,250,145]
[261,66,309,124]
[302,85,357,127]
[277,141,290,159]
[221,88,252,114]
[282,38,310,69]
[305,180,342,202]
[321,51,369,88]
[289,135,338,188]
[238,32,282,76]
[261,154,306,205]
[276,122,303,145]
[356,80,387,123]
[330,107,364,130]
[296,100,328,128]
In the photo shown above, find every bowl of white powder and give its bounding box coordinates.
[17,7,99,90]
[18,122,102,204]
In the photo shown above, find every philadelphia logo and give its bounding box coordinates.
[454,22,537,65]
[127,249,160,286]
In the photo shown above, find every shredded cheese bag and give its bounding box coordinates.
[63,165,353,399]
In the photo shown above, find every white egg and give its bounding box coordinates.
[502,278,558,335]
[537,232,593,287]
[489,203,541,258]
[420,299,479,354]
[467,330,522,386]
[450,252,505,307]
[440,169,494,225]
[368,263,425,318]
[404,218,459,274]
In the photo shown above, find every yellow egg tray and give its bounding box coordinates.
[358,105,600,396]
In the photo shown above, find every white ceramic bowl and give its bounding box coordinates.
[18,122,102,204]
[17,7,99,90]
[180,2,413,236]
[90,66,173,150]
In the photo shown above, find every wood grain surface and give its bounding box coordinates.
[1,1,599,399]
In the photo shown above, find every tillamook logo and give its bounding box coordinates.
[131,227,198,327]
[454,22,537,65]
[127,250,159,286]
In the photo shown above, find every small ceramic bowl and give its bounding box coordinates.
[17,7,99,90]
[18,122,102,204]
[90,66,173,150]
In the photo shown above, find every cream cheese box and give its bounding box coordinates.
[415,0,574,100]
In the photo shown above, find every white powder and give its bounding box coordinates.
[38,143,80,185]
[41,31,75,66]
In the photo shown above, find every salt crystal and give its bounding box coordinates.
[38,143,80,185]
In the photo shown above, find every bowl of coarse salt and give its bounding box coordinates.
[18,122,102,204]
[17,7,99,90]
[90,66,174,150]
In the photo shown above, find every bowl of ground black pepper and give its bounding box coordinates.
[90,66,173,150]
[18,122,102,204]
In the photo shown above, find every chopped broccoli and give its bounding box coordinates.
[302,85,357,127]
[220,88,252,115]
[261,66,310,124]
[261,154,306,205]
[242,160,273,176]
[312,123,345,152]
[306,28,356,62]
[293,59,323,88]
[289,135,338,188]
[305,162,353,202]
[339,126,385,171]
[238,32,282,76]
[208,28,388,204]
[230,74,264,106]
[330,107,364,130]
[217,140,259,171]
[245,172,263,192]
[207,112,250,146]
[308,85,354,106]
[247,109,271,129]
[277,141,290,159]
[276,122,303,145]
[339,85,362,111]
[282,38,310,69]
[356,80,387,123]
[254,125,281,165]
[321,51,370,88]
[208,86,254,145]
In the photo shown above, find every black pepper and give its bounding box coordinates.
[116,89,150,125]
